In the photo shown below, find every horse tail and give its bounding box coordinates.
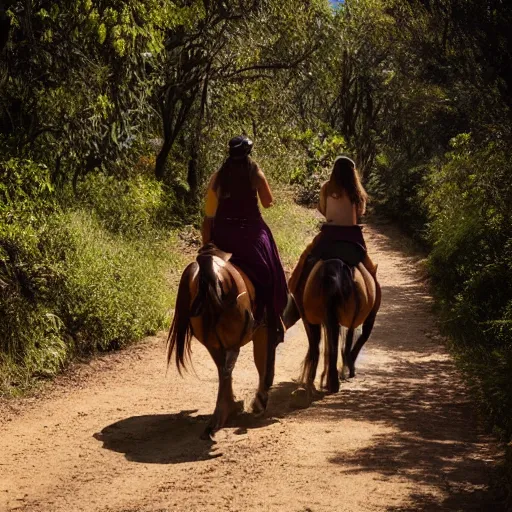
[320,259,354,392]
[321,258,354,305]
[166,262,197,374]
[189,254,227,346]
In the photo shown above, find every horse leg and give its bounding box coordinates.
[251,327,271,416]
[304,322,322,387]
[251,305,280,409]
[291,322,321,409]
[341,327,355,380]
[325,317,340,393]
[349,278,381,377]
[265,310,278,389]
[349,311,376,378]
[201,347,241,440]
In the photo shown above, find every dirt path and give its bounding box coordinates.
[0,224,502,512]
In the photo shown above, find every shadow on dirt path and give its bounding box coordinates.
[94,381,320,464]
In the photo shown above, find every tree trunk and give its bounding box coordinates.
[187,150,199,198]
[155,137,172,181]
[186,70,210,196]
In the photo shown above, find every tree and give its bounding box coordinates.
[153,0,332,184]
[0,1,172,185]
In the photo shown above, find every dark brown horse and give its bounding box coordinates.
[166,244,278,439]
[286,258,381,408]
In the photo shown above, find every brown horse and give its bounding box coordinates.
[286,258,381,408]
[166,244,278,439]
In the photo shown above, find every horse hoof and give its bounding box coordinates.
[339,365,350,381]
[327,380,340,394]
[290,387,311,409]
[234,399,245,414]
[251,392,268,417]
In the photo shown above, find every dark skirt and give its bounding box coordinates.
[319,224,366,250]
[310,224,367,266]
[212,215,288,321]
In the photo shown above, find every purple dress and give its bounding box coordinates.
[211,175,288,322]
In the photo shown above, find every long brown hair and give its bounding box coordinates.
[326,156,368,216]
[213,156,258,198]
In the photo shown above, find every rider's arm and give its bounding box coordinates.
[202,173,218,245]
[318,182,327,217]
[256,169,274,208]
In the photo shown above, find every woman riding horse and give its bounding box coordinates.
[167,136,288,438]
[287,156,381,406]
[202,135,288,341]
[288,155,377,297]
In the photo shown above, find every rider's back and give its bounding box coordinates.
[320,181,361,226]
[214,160,260,221]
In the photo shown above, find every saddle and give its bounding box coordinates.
[309,240,366,267]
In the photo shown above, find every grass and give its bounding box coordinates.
[0,209,192,397]
[262,187,320,272]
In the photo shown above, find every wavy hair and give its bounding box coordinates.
[326,156,368,216]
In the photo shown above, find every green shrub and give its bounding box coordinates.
[0,158,55,210]
[73,173,165,234]
[366,153,429,241]
[426,135,512,329]
[0,160,188,394]
[0,159,68,389]
[55,210,175,352]
[425,134,512,440]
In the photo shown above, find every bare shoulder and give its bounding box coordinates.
[255,167,273,208]
[254,167,271,189]
[255,167,266,181]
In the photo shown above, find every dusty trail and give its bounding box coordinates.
[0,223,502,512]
